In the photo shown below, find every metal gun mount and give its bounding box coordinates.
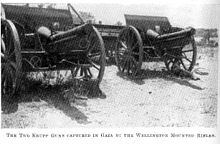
[115,14,197,76]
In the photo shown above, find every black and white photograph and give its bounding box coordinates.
[0,0,219,143]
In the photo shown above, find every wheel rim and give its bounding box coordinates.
[71,26,105,84]
[115,26,143,76]
[1,19,22,98]
[164,37,197,72]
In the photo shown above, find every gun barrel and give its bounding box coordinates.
[157,27,195,41]
[50,23,93,42]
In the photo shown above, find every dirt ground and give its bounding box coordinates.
[1,46,218,128]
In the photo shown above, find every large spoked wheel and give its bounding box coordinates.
[1,19,22,102]
[115,26,143,76]
[71,26,105,84]
[164,37,197,72]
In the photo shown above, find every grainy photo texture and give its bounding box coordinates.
[1,3,218,128]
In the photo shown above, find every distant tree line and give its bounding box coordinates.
[195,28,218,47]
[195,28,218,38]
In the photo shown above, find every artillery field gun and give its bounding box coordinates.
[1,3,197,102]
[115,14,197,76]
[1,4,106,101]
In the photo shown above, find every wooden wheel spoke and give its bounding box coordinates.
[2,66,8,79]
[130,34,137,48]
[9,65,16,82]
[88,52,101,57]
[131,57,138,66]
[130,59,136,72]
[131,51,139,55]
[1,64,6,73]
[121,30,128,40]
[86,33,92,43]
[122,59,128,72]
[182,52,187,58]
[91,63,100,71]
[87,68,93,77]
[166,59,174,67]
[87,32,96,43]
[89,56,101,65]
[182,49,193,53]
[88,60,100,71]
[87,33,98,52]
[80,67,84,76]
[179,59,187,70]
[9,36,13,53]
[1,53,6,61]
[4,77,10,94]
[9,61,17,70]
[120,41,128,49]
[126,30,130,43]
[131,58,138,73]
[91,40,99,50]
[1,39,6,53]
[168,60,172,65]
[8,50,15,59]
[182,55,192,63]
[127,32,133,48]
[118,53,126,59]
[88,42,99,54]
[118,53,124,59]
[183,53,192,63]
[120,46,126,50]
[127,59,131,74]
[70,66,76,78]
[130,32,135,44]
[6,33,13,55]
[131,42,138,50]
[1,72,6,91]
[83,67,88,77]
[73,66,80,77]
[118,49,126,54]
[4,28,10,48]
[182,52,192,62]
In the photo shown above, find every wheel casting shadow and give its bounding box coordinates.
[1,99,19,114]
[117,69,204,90]
[2,81,92,124]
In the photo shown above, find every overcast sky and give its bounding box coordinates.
[6,2,220,29]
[69,3,219,29]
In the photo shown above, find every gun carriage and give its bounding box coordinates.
[92,24,124,62]
[1,3,198,102]
[115,14,197,76]
[1,4,106,99]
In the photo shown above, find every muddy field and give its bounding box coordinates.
[1,46,218,128]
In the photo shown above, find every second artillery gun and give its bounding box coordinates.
[115,14,197,76]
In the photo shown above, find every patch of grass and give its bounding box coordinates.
[22,70,67,89]
[20,70,104,104]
